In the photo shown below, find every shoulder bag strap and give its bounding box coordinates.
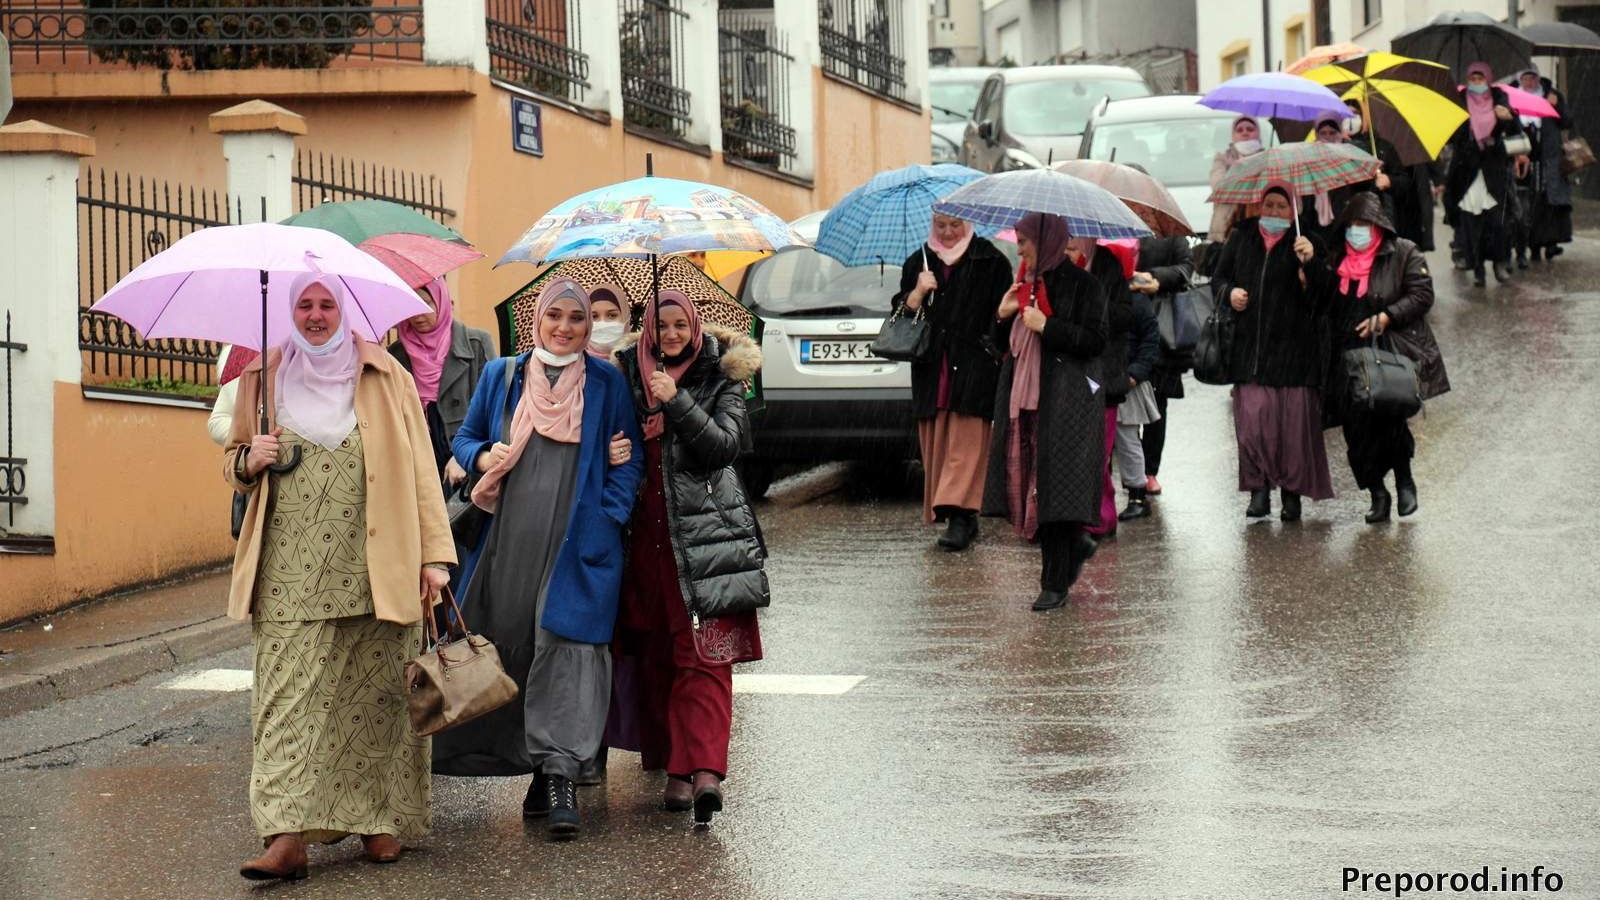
[498,357,516,442]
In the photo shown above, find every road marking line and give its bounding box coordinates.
[732,674,865,695]
[161,668,252,692]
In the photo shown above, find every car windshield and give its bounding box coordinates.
[1087,117,1239,186]
[1004,79,1149,136]
[931,80,984,123]
[743,248,900,317]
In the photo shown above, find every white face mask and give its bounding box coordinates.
[588,319,627,352]
[1234,138,1263,156]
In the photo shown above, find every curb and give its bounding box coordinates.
[0,616,250,720]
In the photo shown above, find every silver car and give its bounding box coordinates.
[931,67,995,164]
[960,65,1150,172]
[736,212,916,497]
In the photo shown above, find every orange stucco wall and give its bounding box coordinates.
[5,65,927,617]
[3,384,235,621]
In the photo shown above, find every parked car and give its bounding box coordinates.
[930,67,995,163]
[960,65,1150,173]
[1078,94,1246,240]
[736,212,916,498]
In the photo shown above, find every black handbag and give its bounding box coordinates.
[1342,320,1423,419]
[1190,286,1232,386]
[1154,284,1213,352]
[870,303,932,362]
[230,491,248,539]
[448,360,515,548]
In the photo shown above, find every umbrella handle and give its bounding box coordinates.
[641,253,665,416]
[269,445,304,474]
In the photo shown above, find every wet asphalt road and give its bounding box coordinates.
[2,241,1599,899]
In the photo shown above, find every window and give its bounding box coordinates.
[1360,0,1381,28]
[1284,15,1307,64]
[1001,79,1150,136]
[1219,39,1250,82]
[1087,116,1241,187]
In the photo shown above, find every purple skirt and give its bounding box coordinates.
[1231,384,1334,500]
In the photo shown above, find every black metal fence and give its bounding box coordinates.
[3,2,425,70]
[718,13,797,170]
[293,150,455,223]
[620,0,692,138]
[77,169,237,390]
[486,0,589,103]
[0,313,28,530]
[818,0,906,102]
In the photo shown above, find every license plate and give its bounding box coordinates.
[800,339,880,363]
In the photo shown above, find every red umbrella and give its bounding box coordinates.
[358,232,484,289]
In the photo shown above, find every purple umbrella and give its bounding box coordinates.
[1199,72,1351,122]
[92,222,428,469]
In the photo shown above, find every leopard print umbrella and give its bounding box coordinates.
[500,255,755,354]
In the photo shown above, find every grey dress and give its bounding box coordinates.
[431,377,612,781]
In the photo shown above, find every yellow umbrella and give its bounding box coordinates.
[1289,52,1467,166]
[668,249,771,282]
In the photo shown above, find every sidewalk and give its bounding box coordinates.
[0,570,244,719]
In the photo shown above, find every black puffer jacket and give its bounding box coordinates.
[1211,218,1329,388]
[1084,250,1133,406]
[615,324,769,620]
[1138,235,1194,398]
[891,238,1012,420]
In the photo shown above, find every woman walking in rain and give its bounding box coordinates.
[225,273,454,880]
[1131,232,1194,498]
[890,212,1012,550]
[431,278,643,839]
[1445,62,1525,287]
[983,212,1108,612]
[1076,236,1137,538]
[1210,182,1332,522]
[388,277,494,487]
[1513,67,1573,266]
[610,290,768,825]
[1209,116,1265,242]
[1310,192,1449,522]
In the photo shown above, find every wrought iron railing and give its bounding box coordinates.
[620,0,692,138]
[3,1,424,70]
[77,168,235,390]
[818,0,906,102]
[486,0,589,103]
[293,150,455,223]
[0,313,28,531]
[718,14,797,170]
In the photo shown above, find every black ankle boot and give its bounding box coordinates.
[1279,489,1301,522]
[1118,487,1151,521]
[1245,488,1271,518]
[545,774,580,837]
[1395,477,1418,517]
[1493,260,1513,283]
[1065,531,1098,586]
[939,512,979,551]
[1472,265,1487,287]
[1031,589,1067,612]
[523,770,550,819]
[1365,486,1392,523]
[576,746,607,786]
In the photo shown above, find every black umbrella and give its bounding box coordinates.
[1521,21,1600,55]
[1391,11,1535,80]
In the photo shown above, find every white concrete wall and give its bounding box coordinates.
[773,0,820,178]
[422,0,490,72]
[681,0,722,150]
[220,131,295,224]
[577,0,623,117]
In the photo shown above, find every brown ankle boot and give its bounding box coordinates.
[361,833,403,864]
[240,833,308,881]
[664,776,693,811]
[691,770,724,825]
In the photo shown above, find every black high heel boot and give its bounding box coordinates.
[1394,464,1418,517]
[1245,488,1271,518]
[1279,489,1301,522]
[1365,485,1392,523]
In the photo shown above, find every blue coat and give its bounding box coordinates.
[451,353,644,644]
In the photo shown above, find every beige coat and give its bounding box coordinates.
[223,339,456,624]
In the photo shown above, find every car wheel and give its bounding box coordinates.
[740,459,775,501]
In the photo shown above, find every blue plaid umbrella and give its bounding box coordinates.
[932,169,1153,239]
[814,163,993,266]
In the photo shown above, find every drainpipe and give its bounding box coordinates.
[1261,0,1273,71]
[1507,0,1518,28]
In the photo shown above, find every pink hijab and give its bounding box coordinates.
[396,277,454,404]
[470,278,589,512]
[927,216,974,267]
[638,291,703,440]
[1465,62,1499,146]
[275,272,360,451]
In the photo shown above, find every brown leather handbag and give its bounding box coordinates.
[1561,136,1596,176]
[404,588,518,737]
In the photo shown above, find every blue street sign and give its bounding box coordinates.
[511,96,543,158]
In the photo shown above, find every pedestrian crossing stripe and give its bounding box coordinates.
[161,669,866,696]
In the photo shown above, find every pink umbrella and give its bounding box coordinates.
[358,232,484,289]
[92,222,428,465]
[1458,84,1558,118]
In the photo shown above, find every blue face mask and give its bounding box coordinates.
[1346,225,1375,250]
[1467,83,1490,95]
[1259,216,1291,236]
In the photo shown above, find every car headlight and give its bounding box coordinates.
[1002,148,1044,171]
[931,134,959,164]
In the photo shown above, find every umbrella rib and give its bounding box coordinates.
[339,274,381,341]
[140,269,198,341]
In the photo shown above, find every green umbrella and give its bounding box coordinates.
[281,199,468,245]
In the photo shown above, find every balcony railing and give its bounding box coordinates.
[718,14,796,171]
[486,0,590,104]
[818,0,906,102]
[620,0,691,139]
[3,1,424,71]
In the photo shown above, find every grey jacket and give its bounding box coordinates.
[389,320,495,440]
